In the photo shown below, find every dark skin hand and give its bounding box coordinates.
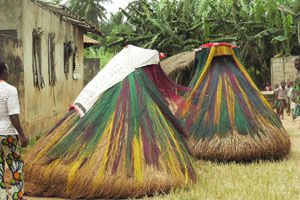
[9,114,28,148]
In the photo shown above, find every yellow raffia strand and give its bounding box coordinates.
[230,48,272,110]
[234,76,254,113]
[155,104,189,183]
[198,77,213,123]
[106,112,125,173]
[32,124,72,163]
[214,76,222,125]
[183,46,217,116]
[203,108,209,124]
[133,131,144,182]
[214,45,233,57]
[165,145,180,179]
[226,80,235,126]
[67,159,83,192]
[44,159,60,178]
[183,45,230,117]
[113,112,126,169]
[94,115,115,180]
[195,77,210,117]
[151,103,180,178]
[88,112,127,191]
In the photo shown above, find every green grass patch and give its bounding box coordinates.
[143,152,300,200]
[85,48,116,69]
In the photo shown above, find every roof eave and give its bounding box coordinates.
[33,0,103,35]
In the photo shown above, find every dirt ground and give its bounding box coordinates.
[281,115,300,152]
[23,116,299,200]
[281,116,300,134]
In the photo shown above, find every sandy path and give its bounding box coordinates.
[281,116,300,152]
[281,117,300,134]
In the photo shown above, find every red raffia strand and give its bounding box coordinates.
[143,64,191,111]
[200,42,237,48]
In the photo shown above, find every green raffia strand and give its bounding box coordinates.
[234,96,251,135]
[46,67,194,180]
[174,45,291,161]
[219,95,229,136]
[178,53,284,139]
[48,83,122,158]
[188,48,210,89]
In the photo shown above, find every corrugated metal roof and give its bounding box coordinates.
[32,0,102,35]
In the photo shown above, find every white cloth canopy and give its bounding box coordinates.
[73,45,160,116]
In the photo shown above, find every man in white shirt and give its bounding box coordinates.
[0,61,28,200]
[275,80,288,119]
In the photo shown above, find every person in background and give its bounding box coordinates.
[286,81,294,116]
[0,61,28,200]
[287,81,295,118]
[274,80,288,119]
[273,83,280,112]
[265,82,272,91]
[274,83,279,90]
[292,58,300,121]
[292,77,300,120]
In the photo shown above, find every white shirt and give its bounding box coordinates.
[287,88,296,109]
[287,87,293,98]
[277,86,288,100]
[0,82,20,135]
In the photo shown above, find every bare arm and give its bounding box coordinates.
[9,114,24,136]
[9,114,28,147]
[274,90,279,99]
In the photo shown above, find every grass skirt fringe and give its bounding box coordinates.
[25,68,195,199]
[177,48,291,162]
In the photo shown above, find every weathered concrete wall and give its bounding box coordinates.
[0,0,23,38]
[21,0,85,137]
[0,0,86,137]
[84,58,100,85]
[271,56,299,86]
[0,35,25,124]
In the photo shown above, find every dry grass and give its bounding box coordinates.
[188,128,291,162]
[142,129,300,200]
[160,51,195,75]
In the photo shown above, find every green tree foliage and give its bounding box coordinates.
[102,0,300,86]
[101,11,134,48]
[65,0,111,27]
[87,11,135,69]
[66,0,300,86]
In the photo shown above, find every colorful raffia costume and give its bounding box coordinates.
[177,43,291,162]
[24,45,195,199]
[143,64,191,113]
